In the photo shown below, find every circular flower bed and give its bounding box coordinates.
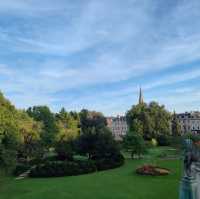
[136,165,170,176]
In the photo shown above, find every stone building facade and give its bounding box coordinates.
[176,112,200,134]
[106,116,128,140]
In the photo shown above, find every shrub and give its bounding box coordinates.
[145,139,157,148]
[151,139,157,147]
[0,148,17,174]
[55,140,74,161]
[157,135,171,146]
[94,153,124,171]
[75,160,97,174]
[13,163,30,176]
[29,160,96,178]
[29,154,59,166]
[42,155,58,162]
[123,133,147,159]
[170,136,183,149]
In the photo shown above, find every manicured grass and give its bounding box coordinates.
[0,157,181,199]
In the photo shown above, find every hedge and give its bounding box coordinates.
[157,135,171,146]
[29,160,96,178]
[29,154,125,178]
[13,163,30,176]
[94,153,125,171]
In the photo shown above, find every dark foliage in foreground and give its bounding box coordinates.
[94,153,124,171]
[29,153,124,178]
[13,163,31,176]
[29,160,96,177]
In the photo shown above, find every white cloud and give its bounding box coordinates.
[1,0,200,114]
[0,64,13,75]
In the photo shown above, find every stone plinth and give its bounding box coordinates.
[194,162,200,198]
[179,176,198,199]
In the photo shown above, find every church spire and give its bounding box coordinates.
[139,87,144,104]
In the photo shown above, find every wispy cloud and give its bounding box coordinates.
[0,0,200,114]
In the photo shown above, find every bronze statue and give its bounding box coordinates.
[183,139,198,178]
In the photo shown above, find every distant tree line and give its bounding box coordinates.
[0,90,183,174]
[0,91,123,175]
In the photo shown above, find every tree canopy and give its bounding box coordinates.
[126,102,171,139]
[27,106,59,148]
[55,108,80,142]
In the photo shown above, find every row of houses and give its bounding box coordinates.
[106,112,200,140]
[176,112,200,134]
[106,116,128,140]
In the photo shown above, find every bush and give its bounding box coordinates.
[123,133,147,159]
[55,140,74,161]
[0,148,17,174]
[29,160,96,178]
[157,135,171,146]
[29,153,124,177]
[151,139,157,147]
[145,139,157,148]
[94,153,124,171]
[170,136,183,149]
[75,160,97,173]
[13,163,30,176]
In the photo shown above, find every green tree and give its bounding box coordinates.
[75,127,98,159]
[129,119,143,135]
[17,111,43,161]
[27,106,58,148]
[55,139,74,161]
[76,109,120,160]
[55,108,80,142]
[123,132,146,159]
[79,109,107,134]
[0,92,20,172]
[149,102,171,136]
[93,129,120,159]
[76,128,120,160]
[126,101,171,139]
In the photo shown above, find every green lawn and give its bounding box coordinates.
[0,155,182,199]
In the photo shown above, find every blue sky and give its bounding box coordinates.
[0,0,200,116]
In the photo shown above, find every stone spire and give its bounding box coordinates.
[138,87,144,104]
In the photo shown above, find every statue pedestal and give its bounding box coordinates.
[179,176,198,199]
[195,163,200,198]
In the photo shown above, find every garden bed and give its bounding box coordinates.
[136,165,170,176]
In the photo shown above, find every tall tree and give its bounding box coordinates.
[76,127,120,160]
[149,102,171,136]
[126,101,171,139]
[27,106,58,148]
[123,131,146,159]
[77,109,116,159]
[17,111,43,161]
[0,92,20,172]
[79,109,107,134]
[55,108,80,141]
